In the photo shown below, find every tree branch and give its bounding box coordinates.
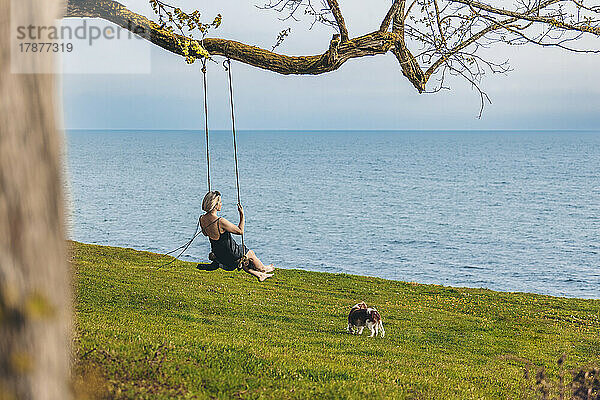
[380,0,402,32]
[393,0,406,33]
[325,0,349,42]
[385,0,426,92]
[449,0,600,35]
[64,0,394,75]
[63,0,600,100]
[391,39,427,92]
[478,12,600,53]
[424,20,510,80]
[424,0,563,80]
[433,0,448,47]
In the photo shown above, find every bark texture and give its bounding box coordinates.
[0,0,70,399]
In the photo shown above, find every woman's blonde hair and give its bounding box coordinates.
[202,190,221,212]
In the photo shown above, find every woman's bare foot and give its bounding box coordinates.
[262,264,275,273]
[252,263,274,273]
[257,273,273,282]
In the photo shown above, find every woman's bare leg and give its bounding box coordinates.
[245,250,274,273]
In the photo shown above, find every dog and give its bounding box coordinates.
[347,302,385,337]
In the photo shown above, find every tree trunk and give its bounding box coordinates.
[0,0,70,399]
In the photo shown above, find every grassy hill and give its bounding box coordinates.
[71,242,600,399]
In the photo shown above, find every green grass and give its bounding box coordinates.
[72,241,600,399]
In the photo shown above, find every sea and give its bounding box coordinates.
[66,130,600,299]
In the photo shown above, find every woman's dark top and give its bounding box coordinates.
[201,217,248,269]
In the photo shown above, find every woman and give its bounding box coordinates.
[200,191,274,282]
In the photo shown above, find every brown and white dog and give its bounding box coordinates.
[347,302,385,338]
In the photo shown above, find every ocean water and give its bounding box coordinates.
[66,130,600,298]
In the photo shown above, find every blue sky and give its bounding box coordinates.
[60,0,600,130]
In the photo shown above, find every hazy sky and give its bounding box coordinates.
[60,0,600,130]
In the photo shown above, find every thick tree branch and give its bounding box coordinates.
[393,0,406,34]
[387,0,426,92]
[392,39,427,92]
[64,0,599,99]
[380,0,402,32]
[325,0,349,42]
[65,0,394,75]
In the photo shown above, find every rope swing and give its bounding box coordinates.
[157,60,211,268]
[202,58,212,192]
[223,59,250,270]
[223,58,246,255]
[160,58,247,269]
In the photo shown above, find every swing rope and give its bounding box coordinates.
[202,58,211,192]
[157,60,212,268]
[223,58,245,253]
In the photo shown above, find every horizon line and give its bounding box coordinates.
[65,128,600,132]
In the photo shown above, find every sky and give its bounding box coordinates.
[59,0,600,130]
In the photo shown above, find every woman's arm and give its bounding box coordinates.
[219,205,245,235]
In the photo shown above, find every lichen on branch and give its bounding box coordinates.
[148,0,221,63]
